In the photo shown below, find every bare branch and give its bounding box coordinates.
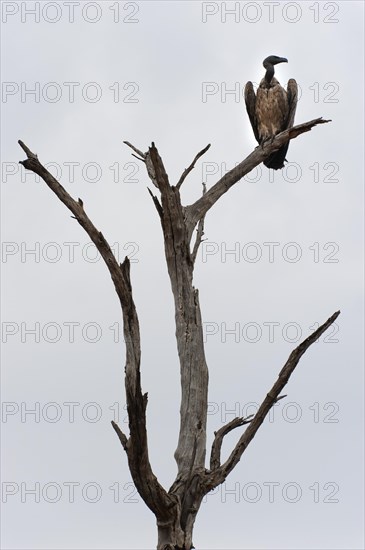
[123,140,146,160]
[18,140,173,520]
[147,187,163,219]
[111,420,128,451]
[209,415,254,471]
[204,309,340,489]
[275,394,287,402]
[148,142,171,192]
[131,153,146,162]
[176,144,211,189]
[19,143,123,277]
[18,139,38,160]
[185,118,331,240]
[145,143,209,486]
[191,183,206,264]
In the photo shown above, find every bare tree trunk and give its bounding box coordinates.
[17,115,339,550]
[146,146,208,549]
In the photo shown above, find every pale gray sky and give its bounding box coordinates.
[1,1,364,549]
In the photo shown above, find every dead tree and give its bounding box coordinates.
[18,117,339,550]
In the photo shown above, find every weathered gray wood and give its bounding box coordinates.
[204,310,340,491]
[185,117,330,241]
[18,140,179,539]
[18,116,337,550]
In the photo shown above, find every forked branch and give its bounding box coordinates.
[185,117,331,240]
[204,310,340,489]
[210,415,254,471]
[124,118,331,245]
[123,140,146,161]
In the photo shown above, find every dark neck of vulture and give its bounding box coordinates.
[264,64,274,85]
[263,55,287,86]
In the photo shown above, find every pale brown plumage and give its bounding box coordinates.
[245,56,298,169]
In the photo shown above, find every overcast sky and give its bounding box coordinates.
[1,1,364,549]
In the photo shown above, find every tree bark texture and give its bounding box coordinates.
[17,116,339,550]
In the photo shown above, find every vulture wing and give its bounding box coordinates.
[244,81,260,144]
[286,78,298,129]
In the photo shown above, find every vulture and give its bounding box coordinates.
[245,55,298,170]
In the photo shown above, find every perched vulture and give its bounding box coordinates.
[245,55,298,169]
